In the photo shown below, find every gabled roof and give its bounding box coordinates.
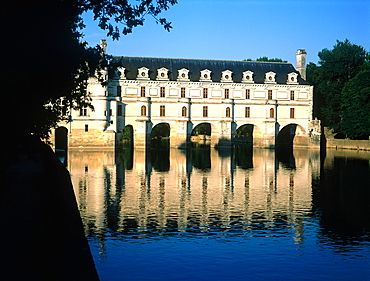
[110,56,309,85]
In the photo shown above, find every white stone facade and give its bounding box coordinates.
[53,49,320,149]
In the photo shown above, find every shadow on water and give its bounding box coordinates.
[276,145,296,169]
[149,148,170,172]
[117,145,134,170]
[215,146,233,158]
[313,155,370,246]
[189,145,211,171]
[233,144,253,169]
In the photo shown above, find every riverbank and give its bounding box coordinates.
[0,137,99,281]
[325,138,370,151]
[323,127,370,151]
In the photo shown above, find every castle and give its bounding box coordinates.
[53,40,321,150]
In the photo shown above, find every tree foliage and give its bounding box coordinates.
[306,39,369,138]
[1,0,176,143]
[340,70,370,139]
[82,0,177,39]
[244,57,287,63]
[192,123,211,136]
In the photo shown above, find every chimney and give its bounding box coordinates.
[100,39,107,54]
[296,49,307,80]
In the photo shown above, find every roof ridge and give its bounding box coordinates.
[113,56,291,64]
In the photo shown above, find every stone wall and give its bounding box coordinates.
[326,139,370,151]
[68,128,116,148]
[324,128,370,151]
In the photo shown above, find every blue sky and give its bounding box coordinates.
[81,0,369,65]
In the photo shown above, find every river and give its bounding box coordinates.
[67,147,370,281]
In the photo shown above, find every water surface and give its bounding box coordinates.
[68,147,370,280]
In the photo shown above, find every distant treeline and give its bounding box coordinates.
[243,57,288,63]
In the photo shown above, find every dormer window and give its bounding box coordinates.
[137,67,150,80]
[157,67,169,80]
[221,70,233,82]
[287,72,298,84]
[265,71,276,84]
[200,69,212,82]
[116,67,126,79]
[177,68,190,81]
[242,71,254,83]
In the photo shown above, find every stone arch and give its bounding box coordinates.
[234,123,263,146]
[150,122,171,148]
[191,122,212,136]
[122,124,134,145]
[234,124,254,144]
[190,122,213,146]
[277,123,308,146]
[54,126,68,165]
[55,126,68,150]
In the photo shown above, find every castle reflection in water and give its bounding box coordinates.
[68,147,321,246]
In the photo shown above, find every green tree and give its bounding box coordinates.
[307,39,368,132]
[306,62,325,120]
[1,0,176,143]
[244,57,287,63]
[192,123,211,136]
[340,70,370,139]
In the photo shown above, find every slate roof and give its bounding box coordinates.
[110,56,309,85]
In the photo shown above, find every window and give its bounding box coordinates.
[79,107,87,116]
[287,72,298,84]
[157,67,169,80]
[200,69,212,81]
[181,87,186,98]
[269,108,274,118]
[246,89,250,99]
[160,87,165,97]
[160,105,165,117]
[203,106,208,117]
[290,108,295,118]
[203,88,208,98]
[84,124,88,132]
[118,105,123,116]
[137,67,149,79]
[226,107,231,117]
[245,107,250,118]
[141,86,146,97]
[265,71,276,83]
[268,90,272,100]
[141,105,146,116]
[225,89,229,99]
[178,68,190,81]
[290,90,295,100]
[221,70,233,82]
[61,105,67,115]
[182,106,187,117]
[242,71,254,83]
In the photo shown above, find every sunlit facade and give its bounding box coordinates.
[53,42,321,149]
